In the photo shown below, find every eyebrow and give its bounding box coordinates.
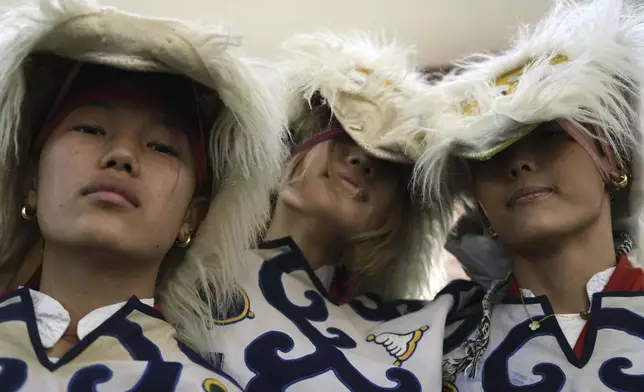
[79,101,174,126]
[73,100,201,145]
[78,100,113,110]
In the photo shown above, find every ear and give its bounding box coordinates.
[22,162,38,210]
[595,142,628,188]
[176,196,209,242]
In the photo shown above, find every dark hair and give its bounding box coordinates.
[25,55,220,195]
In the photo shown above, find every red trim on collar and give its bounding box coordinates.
[0,288,14,298]
[506,255,639,299]
[506,256,644,359]
[505,256,644,359]
[327,266,357,304]
[573,326,589,359]
[507,278,521,298]
[572,256,644,358]
[603,255,644,291]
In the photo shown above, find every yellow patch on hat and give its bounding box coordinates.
[460,54,569,115]
[355,66,393,87]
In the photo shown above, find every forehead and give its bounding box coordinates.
[67,100,189,129]
[49,74,205,141]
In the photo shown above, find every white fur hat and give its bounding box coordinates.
[419,0,644,259]
[278,31,452,299]
[0,0,287,347]
[281,31,433,163]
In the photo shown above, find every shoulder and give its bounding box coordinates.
[434,279,485,322]
[435,280,485,356]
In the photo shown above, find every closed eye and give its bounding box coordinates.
[148,142,180,157]
[72,125,105,136]
[541,129,569,141]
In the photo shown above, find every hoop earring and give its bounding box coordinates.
[612,173,629,190]
[488,227,498,238]
[20,205,36,220]
[175,234,192,248]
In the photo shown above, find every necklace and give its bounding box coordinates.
[519,290,557,331]
[519,290,592,330]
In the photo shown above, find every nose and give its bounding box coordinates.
[345,147,374,179]
[507,155,536,179]
[99,144,141,177]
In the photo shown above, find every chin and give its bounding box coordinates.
[66,229,167,265]
[501,216,583,250]
[66,214,140,248]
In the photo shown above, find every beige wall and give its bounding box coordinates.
[2,0,552,65]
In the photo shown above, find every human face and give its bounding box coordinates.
[32,100,199,264]
[469,121,611,249]
[279,134,404,238]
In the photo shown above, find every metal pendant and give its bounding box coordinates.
[529,320,540,331]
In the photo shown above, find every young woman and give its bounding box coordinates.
[210,32,457,391]
[0,0,285,389]
[415,0,644,390]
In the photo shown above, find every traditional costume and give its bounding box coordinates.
[0,0,285,390]
[209,32,457,391]
[414,0,644,390]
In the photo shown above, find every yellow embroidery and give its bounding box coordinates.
[442,374,458,392]
[355,66,393,87]
[203,378,227,392]
[211,289,255,326]
[460,54,569,115]
[366,325,429,367]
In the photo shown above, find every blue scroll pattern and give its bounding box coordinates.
[244,253,422,391]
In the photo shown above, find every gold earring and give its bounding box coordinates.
[613,173,629,189]
[488,227,498,238]
[175,234,192,248]
[20,205,36,220]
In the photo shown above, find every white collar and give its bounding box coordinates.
[315,265,336,291]
[520,266,616,306]
[26,288,154,349]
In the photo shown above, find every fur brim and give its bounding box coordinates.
[280,31,432,162]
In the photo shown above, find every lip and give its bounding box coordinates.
[81,177,140,208]
[507,185,554,206]
[334,172,367,201]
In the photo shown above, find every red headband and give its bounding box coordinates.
[291,127,346,156]
[556,119,617,183]
[36,82,207,186]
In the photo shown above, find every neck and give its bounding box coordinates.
[38,242,159,330]
[511,214,615,314]
[264,200,342,271]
